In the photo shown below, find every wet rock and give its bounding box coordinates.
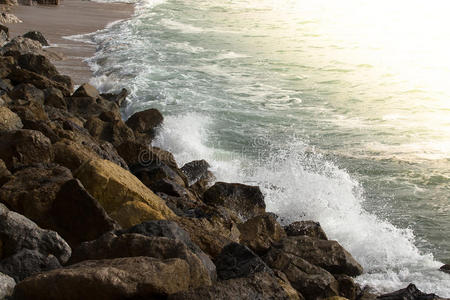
[125,108,163,138]
[203,182,266,220]
[273,236,363,277]
[181,159,211,186]
[335,274,359,300]
[440,264,450,274]
[264,247,339,300]
[0,106,22,131]
[377,283,442,300]
[214,242,272,280]
[0,272,15,299]
[70,233,212,288]
[238,213,286,255]
[100,88,128,107]
[116,140,149,167]
[13,257,192,300]
[0,129,54,170]
[51,179,120,248]
[0,164,72,228]
[74,158,175,228]
[284,221,328,240]
[169,272,295,300]
[23,31,49,46]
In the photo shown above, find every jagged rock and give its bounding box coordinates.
[66,95,116,118]
[0,164,72,228]
[116,140,149,167]
[378,284,442,300]
[23,31,49,46]
[85,115,135,147]
[11,101,49,127]
[284,221,328,240]
[0,129,54,170]
[203,182,266,220]
[70,233,212,288]
[169,272,295,300]
[440,264,450,274]
[0,249,61,282]
[50,179,120,248]
[8,83,45,104]
[72,83,99,99]
[181,159,211,186]
[2,36,42,56]
[0,272,15,299]
[214,242,272,280]
[274,270,304,300]
[335,274,359,300]
[13,257,192,300]
[44,86,66,109]
[100,88,128,107]
[117,220,216,281]
[125,108,163,138]
[0,56,15,79]
[0,24,9,38]
[74,158,175,228]
[238,213,286,254]
[272,236,363,277]
[0,159,11,186]
[264,246,339,300]
[0,203,71,280]
[0,12,22,24]
[0,106,22,131]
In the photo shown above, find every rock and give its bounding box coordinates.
[335,274,359,300]
[440,264,450,274]
[0,203,71,278]
[0,129,54,170]
[74,158,175,228]
[203,182,266,220]
[274,270,304,300]
[181,159,211,186]
[238,213,286,255]
[8,83,45,104]
[0,164,72,228]
[284,221,328,240]
[378,284,442,300]
[264,246,339,300]
[324,297,348,300]
[0,12,22,24]
[0,24,9,39]
[0,272,15,299]
[100,88,128,107]
[0,28,7,47]
[17,53,59,80]
[0,78,13,92]
[0,249,61,282]
[23,31,49,46]
[0,159,12,186]
[116,140,150,167]
[0,106,22,131]
[117,220,216,281]
[125,108,163,137]
[276,236,363,276]
[11,101,49,126]
[13,257,192,300]
[44,86,66,109]
[50,179,120,248]
[70,233,212,288]
[66,95,118,118]
[0,56,15,79]
[214,242,272,280]
[169,272,295,300]
[72,83,99,99]
[1,36,42,56]
[357,287,378,300]
[85,115,135,147]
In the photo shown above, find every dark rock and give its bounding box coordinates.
[44,87,66,109]
[22,120,59,143]
[1,36,42,56]
[84,115,135,147]
[378,284,442,300]
[0,78,13,92]
[169,272,295,300]
[0,129,54,170]
[117,220,216,281]
[0,56,15,79]
[0,164,72,228]
[204,182,266,220]
[264,247,339,300]
[284,221,328,240]
[335,274,359,300]
[238,213,286,255]
[440,264,450,274]
[0,159,12,186]
[0,272,15,299]
[51,179,120,248]
[17,53,58,79]
[0,249,61,282]
[0,24,9,39]
[181,159,211,186]
[0,106,22,131]
[125,108,163,137]
[8,83,45,104]
[100,88,128,107]
[72,83,99,99]
[23,31,49,46]
[13,256,194,300]
[214,242,272,280]
[116,140,149,167]
[273,236,363,277]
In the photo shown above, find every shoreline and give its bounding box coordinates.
[7,0,134,85]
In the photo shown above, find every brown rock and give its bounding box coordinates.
[125,108,163,137]
[44,87,67,109]
[8,83,45,104]
[0,159,12,186]
[238,213,287,254]
[335,274,359,300]
[22,31,49,46]
[85,115,135,147]
[72,83,99,99]
[0,106,22,131]
[284,221,328,240]
[0,56,15,79]
[378,283,442,300]
[17,53,59,79]
[13,257,192,300]
[0,129,54,170]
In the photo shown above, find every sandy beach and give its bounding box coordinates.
[8,0,133,84]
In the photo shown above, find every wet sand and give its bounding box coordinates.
[8,0,133,84]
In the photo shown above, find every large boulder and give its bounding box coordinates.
[44,87,66,109]
[1,36,42,56]
[70,233,212,288]
[50,179,120,248]
[272,236,363,277]
[0,272,15,299]
[0,164,72,228]
[8,83,45,104]
[214,243,272,280]
[378,284,442,300]
[284,221,328,240]
[17,53,59,80]
[74,158,175,228]
[0,203,71,280]
[334,274,359,300]
[238,213,286,254]
[125,108,163,138]
[13,257,192,300]
[264,247,339,300]
[181,160,211,186]
[22,31,49,46]
[84,114,135,147]
[169,272,297,300]
[72,83,99,99]
[203,182,266,220]
[0,106,22,131]
[440,264,450,274]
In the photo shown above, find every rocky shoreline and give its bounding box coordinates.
[0,6,448,300]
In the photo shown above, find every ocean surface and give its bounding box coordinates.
[70,0,450,296]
